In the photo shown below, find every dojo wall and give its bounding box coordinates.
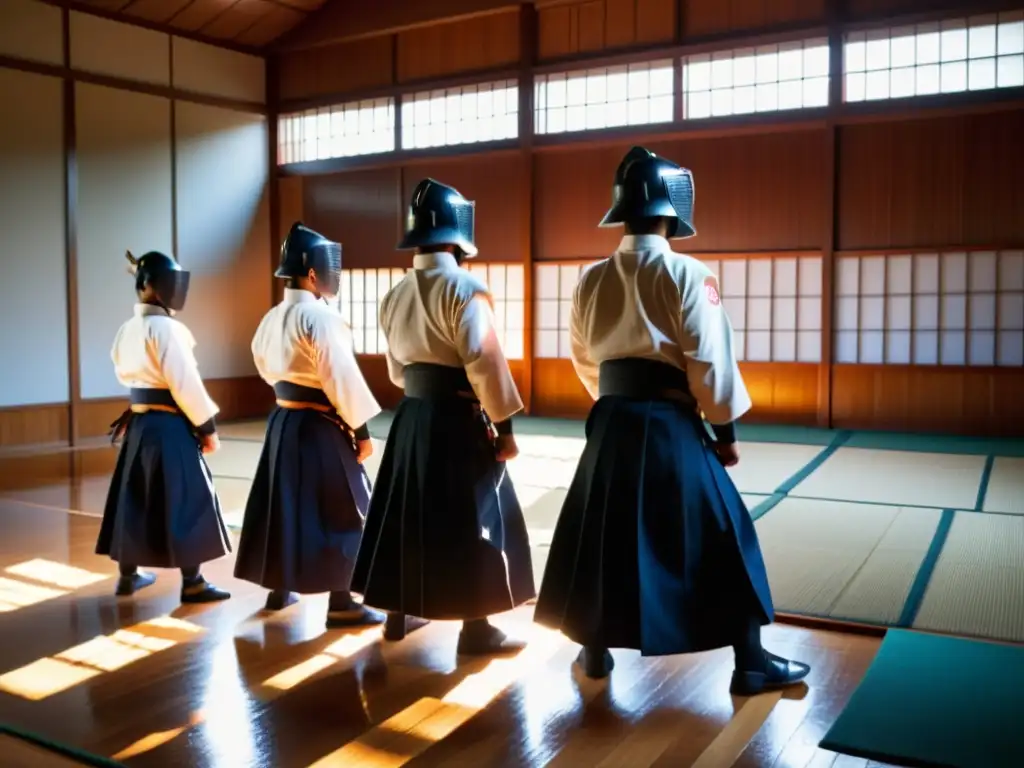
[274,0,1024,437]
[0,1,271,448]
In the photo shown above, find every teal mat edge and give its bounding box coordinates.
[819,629,1024,768]
[0,724,126,767]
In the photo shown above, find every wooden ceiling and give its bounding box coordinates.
[74,0,329,49]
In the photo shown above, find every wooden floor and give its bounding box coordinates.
[0,492,899,768]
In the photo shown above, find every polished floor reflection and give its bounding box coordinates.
[0,491,897,767]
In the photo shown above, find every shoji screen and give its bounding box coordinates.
[833,251,1024,366]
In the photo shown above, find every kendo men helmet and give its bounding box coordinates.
[397,178,478,258]
[125,250,190,312]
[275,222,343,297]
[599,146,696,239]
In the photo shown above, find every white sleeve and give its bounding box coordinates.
[379,294,405,388]
[569,283,600,401]
[154,323,219,428]
[679,266,752,425]
[250,315,270,384]
[457,294,524,424]
[311,314,382,429]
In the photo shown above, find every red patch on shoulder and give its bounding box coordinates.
[704,275,721,306]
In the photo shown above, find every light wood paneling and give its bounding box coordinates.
[69,12,171,86]
[174,102,271,378]
[303,168,403,269]
[172,38,266,104]
[832,364,1024,436]
[397,10,521,82]
[0,404,69,448]
[531,358,821,422]
[837,111,1024,251]
[0,69,69,409]
[682,0,826,38]
[75,84,174,399]
[0,0,63,65]
[277,36,395,102]
[537,0,676,60]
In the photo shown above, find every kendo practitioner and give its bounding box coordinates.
[233,223,385,628]
[97,250,231,603]
[351,179,535,655]
[533,147,811,696]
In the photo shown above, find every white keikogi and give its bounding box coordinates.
[569,233,752,426]
[251,287,381,429]
[112,303,219,428]
[380,251,523,424]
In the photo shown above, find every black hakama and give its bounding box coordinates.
[96,389,231,569]
[233,382,371,594]
[351,364,535,620]
[533,358,774,656]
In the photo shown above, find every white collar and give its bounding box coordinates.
[412,251,460,271]
[618,234,671,252]
[134,303,170,317]
[283,287,321,304]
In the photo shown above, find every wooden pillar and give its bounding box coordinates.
[61,6,81,448]
[520,3,538,414]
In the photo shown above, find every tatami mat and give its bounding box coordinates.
[754,498,940,624]
[981,457,1024,515]
[724,442,827,495]
[790,447,988,510]
[203,440,264,480]
[913,513,1024,643]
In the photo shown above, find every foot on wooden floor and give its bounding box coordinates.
[115,570,156,597]
[326,604,387,629]
[264,590,299,611]
[180,579,231,604]
[576,647,615,679]
[456,622,526,656]
[383,612,429,641]
[730,651,810,696]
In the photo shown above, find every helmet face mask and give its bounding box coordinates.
[398,179,478,258]
[275,223,343,297]
[130,251,191,312]
[599,146,696,240]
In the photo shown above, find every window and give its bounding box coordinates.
[401,80,519,150]
[844,12,1024,102]
[534,262,589,359]
[465,262,525,360]
[682,38,830,120]
[534,256,821,362]
[534,60,674,135]
[277,97,396,164]
[833,251,1024,366]
[338,268,408,354]
[705,256,823,362]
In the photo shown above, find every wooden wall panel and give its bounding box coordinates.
[832,365,1024,437]
[0,405,69,448]
[682,0,826,38]
[845,0,968,21]
[397,10,520,82]
[535,131,827,259]
[0,0,63,66]
[277,36,394,103]
[838,111,1024,251]
[172,38,266,104]
[70,12,170,86]
[400,154,530,262]
[76,84,174,400]
[537,0,676,60]
[531,358,821,422]
[0,69,69,409]
[174,103,271,379]
[304,169,403,269]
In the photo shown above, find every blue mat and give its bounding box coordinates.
[820,630,1024,767]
